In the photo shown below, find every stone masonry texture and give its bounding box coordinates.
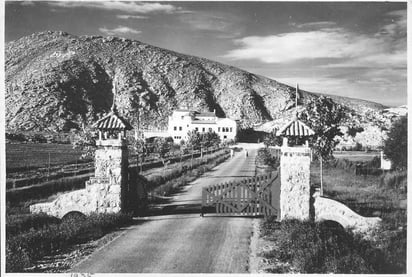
[30,139,129,218]
[279,147,311,221]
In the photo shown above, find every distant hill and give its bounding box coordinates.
[5,31,388,134]
[383,105,408,117]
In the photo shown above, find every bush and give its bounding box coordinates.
[6,133,27,142]
[255,148,279,168]
[6,212,133,272]
[384,116,407,169]
[380,229,407,273]
[262,219,389,273]
[6,213,60,237]
[380,170,407,190]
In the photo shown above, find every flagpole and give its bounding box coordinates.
[295,83,298,115]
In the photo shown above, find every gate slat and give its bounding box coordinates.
[202,171,279,218]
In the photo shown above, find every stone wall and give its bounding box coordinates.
[313,190,381,234]
[30,139,129,218]
[279,146,311,221]
[29,178,122,218]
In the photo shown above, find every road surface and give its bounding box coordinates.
[72,143,262,273]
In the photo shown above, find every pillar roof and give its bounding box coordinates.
[277,118,315,137]
[93,110,133,131]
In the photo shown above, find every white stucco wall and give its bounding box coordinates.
[167,110,237,143]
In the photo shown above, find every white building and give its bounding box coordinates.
[167,109,238,143]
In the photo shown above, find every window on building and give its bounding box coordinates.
[179,126,182,131]
[230,127,233,132]
[202,128,205,132]
[195,127,198,131]
[174,126,177,131]
[218,127,220,132]
[224,135,227,139]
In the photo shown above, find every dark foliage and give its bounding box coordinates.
[6,212,133,272]
[299,96,347,160]
[262,219,405,274]
[263,131,282,147]
[255,148,279,168]
[383,116,407,170]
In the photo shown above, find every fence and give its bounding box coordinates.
[202,172,279,218]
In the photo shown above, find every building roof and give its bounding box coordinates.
[195,111,216,117]
[191,120,217,124]
[277,119,315,137]
[93,111,133,131]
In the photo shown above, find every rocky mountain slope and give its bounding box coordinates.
[6,31,388,134]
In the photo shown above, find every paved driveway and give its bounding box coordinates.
[72,144,261,273]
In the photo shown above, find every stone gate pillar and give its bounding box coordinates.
[93,138,129,212]
[280,146,311,221]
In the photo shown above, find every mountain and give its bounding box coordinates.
[5,31,388,134]
[383,105,408,117]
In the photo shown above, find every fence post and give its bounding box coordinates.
[320,156,323,196]
[201,188,206,217]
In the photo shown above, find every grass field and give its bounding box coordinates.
[311,161,406,227]
[6,143,83,171]
[260,157,407,274]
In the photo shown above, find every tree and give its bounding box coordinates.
[354,125,386,150]
[299,96,347,160]
[184,129,220,160]
[152,137,173,167]
[383,116,407,170]
[185,130,202,150]
[201,130,221,149]
[72,128,96,160]
[128,136,148,172]
[263,129,283,147]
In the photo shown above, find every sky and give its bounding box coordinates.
[4,1,408,107]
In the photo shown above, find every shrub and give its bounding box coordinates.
[262,219,389,273]
[255,148,279,168]
[6,133,27,142]
[383,116,407,170]
[380,170,407,190]
[380,229,407,273]
[6,213,60,237]
[6,212,133,272]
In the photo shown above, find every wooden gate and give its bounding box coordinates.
[201,171,280,218]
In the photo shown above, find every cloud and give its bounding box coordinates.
[180,13,230,31]
[99,26,141,36]
[117,15,148,20]
[11,0,35,6]
[224,28,387,63]
[179,12,243,38]
[296,21,337,29]
[223,9,406,69]
[378,9,407,37]
[48,1,180,14]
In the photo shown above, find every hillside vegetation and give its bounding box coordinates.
[6,31,388,134]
